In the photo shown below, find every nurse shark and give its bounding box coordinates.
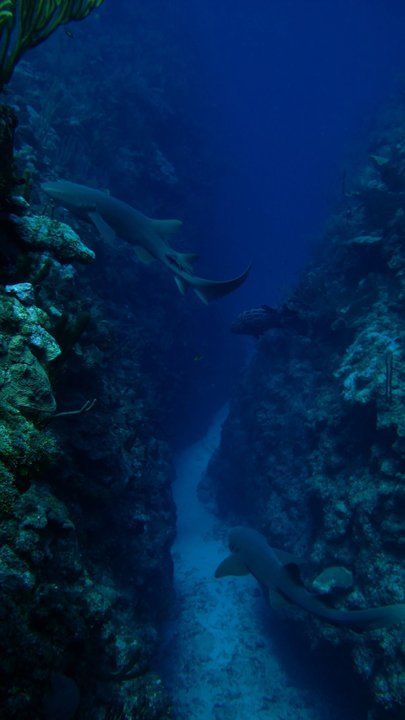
[42,180,250,304]
[216,527,405,630]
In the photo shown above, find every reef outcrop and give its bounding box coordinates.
[207,105,405,719]
[0,120,174,719]
[0,4,245,716]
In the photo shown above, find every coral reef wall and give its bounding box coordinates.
[0,166,174,718]
[0,4,243,718]
[207,102,405,719]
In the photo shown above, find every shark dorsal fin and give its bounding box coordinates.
[152,218,183,238]
[215,553,249,578]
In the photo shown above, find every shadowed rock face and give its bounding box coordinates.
[0,104,17,207]
[0,130,175,719]
[207,103,405,719]
[0,194,176,718]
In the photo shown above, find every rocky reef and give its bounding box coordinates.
[0,3,247,716]
[0,24,179,720]
[207,103,405,719]
[0,152,175,717]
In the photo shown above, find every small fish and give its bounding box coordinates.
[64,28,75,39]
[194,354,204,362]
[231,305,281,338]
[231,304,307,338]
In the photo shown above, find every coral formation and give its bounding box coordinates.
[207,104,405,719]
[0,163,176,719]
[0,195,175,720]
[17,214,95,263]
[0,4,245,717]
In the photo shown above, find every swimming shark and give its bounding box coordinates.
[215,527,405,630]
[41,180,250,304]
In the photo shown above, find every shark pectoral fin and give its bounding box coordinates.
[134,246,155,264]
[269,589,293,610]
[175,276,188,295]
[88,212,116,244]
[152,218,183,238]
[215,553,249,578]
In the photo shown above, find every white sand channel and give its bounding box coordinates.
[161,408,366,720]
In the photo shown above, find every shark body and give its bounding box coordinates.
[42,180,250,304]
[216,527,405,630]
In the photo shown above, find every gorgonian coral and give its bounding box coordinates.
[0,0,105,88]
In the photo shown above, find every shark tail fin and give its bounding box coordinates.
[152,218,183,238]
[193,265,251,304]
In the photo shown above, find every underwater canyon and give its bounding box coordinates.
[0,2,404,720]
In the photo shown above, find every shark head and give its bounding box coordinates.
[41,180,97,213]
[228,526,268,554]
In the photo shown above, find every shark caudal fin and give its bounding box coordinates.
[193,264,251,304]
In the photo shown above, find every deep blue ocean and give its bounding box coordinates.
[20,0,405,310]
[1,2,405,719]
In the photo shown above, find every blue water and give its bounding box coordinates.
[24,0,405,312]
[183,0,405,307]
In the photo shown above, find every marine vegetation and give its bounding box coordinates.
[42,179,251,303]
[0,0,105,88]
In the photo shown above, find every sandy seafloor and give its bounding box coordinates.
[160,408,364,720]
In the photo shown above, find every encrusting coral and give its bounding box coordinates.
[16,214,95,264]
[0,0,105,88]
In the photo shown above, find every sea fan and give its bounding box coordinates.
[0,0,105,88]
